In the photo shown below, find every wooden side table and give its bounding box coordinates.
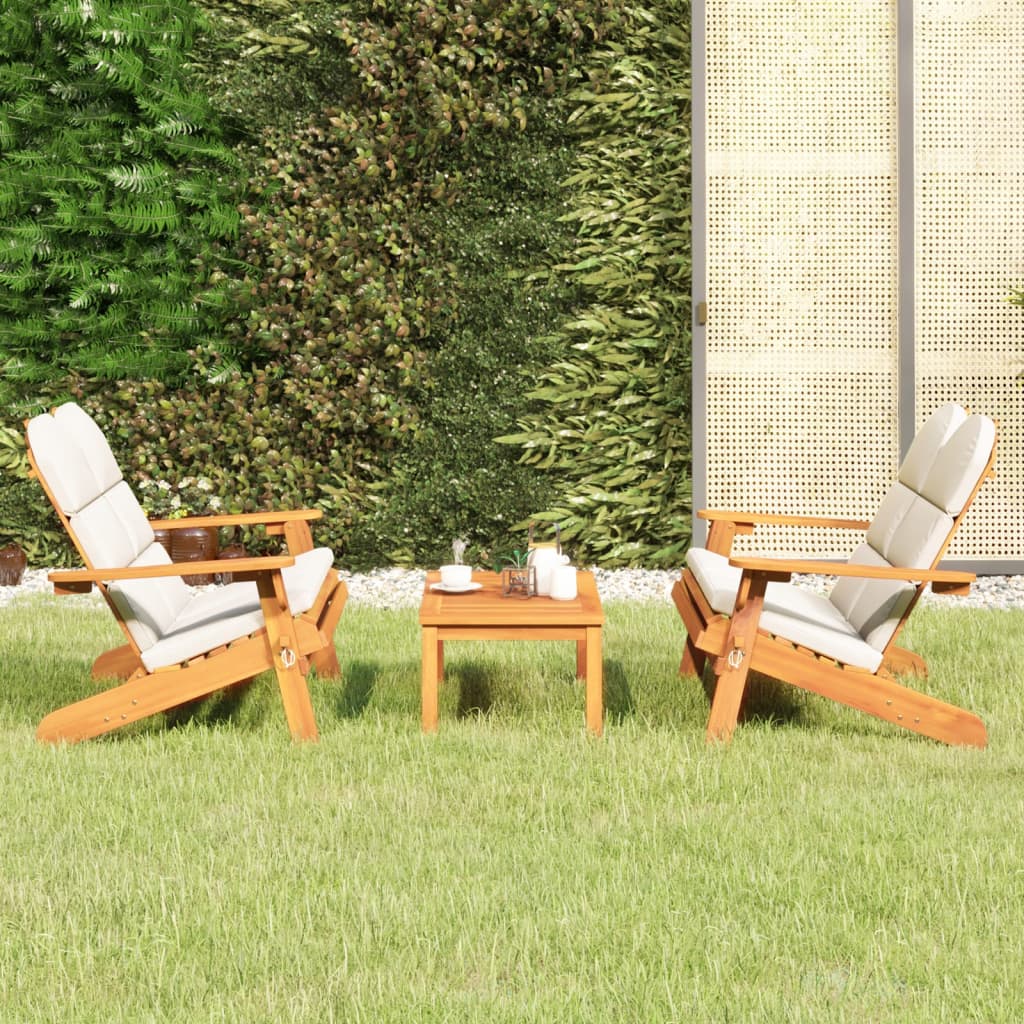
[418,570,604,735]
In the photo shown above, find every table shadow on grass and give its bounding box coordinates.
[602,659,634,724]
[449,658,634,724]
[454,664,494,720]
[329,659,377,719]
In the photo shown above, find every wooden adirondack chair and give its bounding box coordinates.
[672,404,997,747]
[26,402,348,744]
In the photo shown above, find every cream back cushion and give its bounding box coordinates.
[27,403,122,516]
[28,403,190,651]
[896,403,966,494]
[830,408,995,654]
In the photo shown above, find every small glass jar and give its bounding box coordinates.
[501,564,536,598]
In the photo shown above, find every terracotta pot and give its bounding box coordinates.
[170,526,219,585]
[0,544,27,586]
[215,543,248,585]
[152,527,173,559]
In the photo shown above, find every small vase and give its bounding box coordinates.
[0,543,27,586]
[170,526,219,585]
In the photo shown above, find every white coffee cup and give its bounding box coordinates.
[549,565,577,601]
[440,563,472,588]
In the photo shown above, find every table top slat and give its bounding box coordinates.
[419,571,603,626]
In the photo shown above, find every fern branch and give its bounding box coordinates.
[106,161,172,193]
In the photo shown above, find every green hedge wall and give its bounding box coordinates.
[346,96,582,568]
[1,1,694,571]
[0,427,67,565]
[73,1,618,570]
[499,0,693,566]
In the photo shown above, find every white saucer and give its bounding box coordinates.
[431,581,483,594]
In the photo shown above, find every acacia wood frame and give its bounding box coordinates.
[672,434,997,748]
[27,435,347,745]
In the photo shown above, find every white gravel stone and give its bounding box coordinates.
[4,566,1022,611]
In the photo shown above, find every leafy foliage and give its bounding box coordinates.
[2,1,697,570]
[498,1,693,566]
[0,477,71,567]
[1009,289,1024,384]
[189,0,359,133]
[91,0,618,569]
[347,97,582,567]
[0,426,72,565]
[0,0,241,409]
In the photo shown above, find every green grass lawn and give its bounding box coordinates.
[2,595,1023,1022]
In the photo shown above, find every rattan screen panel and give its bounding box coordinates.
[704,0,899,558]
[915,1,1024,561]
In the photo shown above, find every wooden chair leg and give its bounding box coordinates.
[271,659,318,741]
[309,578,347,679]
[705,571,769,744]
[706,657,754,743]
[37,654,257,744]
[672,576,710,678]
[308,654,340,682]
[309,646,340,679]
[91,643,143,681]
[38,674,185,744]
[883,646,929,678]
[788,658,987,748]
[257,571,318,742]
[680,638,707,679]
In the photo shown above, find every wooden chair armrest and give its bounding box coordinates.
[148,509,322,531]
[699,509,871,531]
[728,555,975,587]
[699,509,870,556]
[49,555,296,590]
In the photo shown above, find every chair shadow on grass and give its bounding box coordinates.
[163,659,379,733]
[163,678,258,732]
[697,666,806,730]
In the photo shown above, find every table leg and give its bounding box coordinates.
[575,637,586,680]
[421,626,439,732]
[584,626,603,737]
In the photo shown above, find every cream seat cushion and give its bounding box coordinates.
[28,401,338,669]
[684,406,995,675]
[686,549,883,672]
[140,548,336,671]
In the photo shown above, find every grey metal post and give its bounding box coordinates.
[898,0,916,456]
[691,0,708,547]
